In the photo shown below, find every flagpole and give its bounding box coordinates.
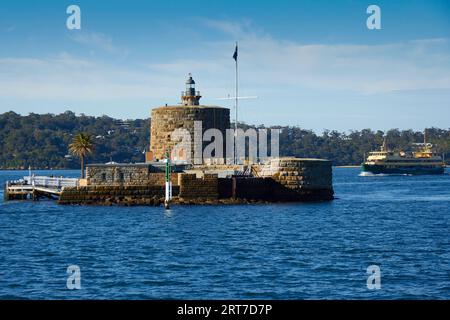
[234,42,238,165]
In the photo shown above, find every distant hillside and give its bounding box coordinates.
[275,126,450,166]
[0,111,449,169]
[0,111,149,169]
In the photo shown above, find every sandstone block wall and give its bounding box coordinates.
[58,185,179,206]
[178,173,219,200]
[234,178,273,200]
[87,164,179,186]
[268,158,333,200]
[150,105,230,161]
[70,158,333,204]
[261,158,333,190]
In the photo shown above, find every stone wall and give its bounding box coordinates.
[150,105,230,162]
[58,185,179,206]
[66,157,334,205]
[86,164,179,186]
[260,158,333,189]
[217,177,274,200]
[267,157,334,201]
[178,173,219,200]
[217,175,333,202]
[216,158,334,202]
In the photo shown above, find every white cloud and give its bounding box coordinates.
[201,18,261,38]
[1,21,449,108]
[5,25,16,32]
[147,35,450,95]
[68,31,126,54]
[0,53,171,101]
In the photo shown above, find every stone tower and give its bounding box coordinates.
[147,75,230,163]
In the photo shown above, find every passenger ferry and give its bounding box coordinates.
[361,135,445,175]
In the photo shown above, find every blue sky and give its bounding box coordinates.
[0,0,449,132]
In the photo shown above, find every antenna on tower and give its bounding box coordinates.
[213,95,258,124]
[214,96,258,101]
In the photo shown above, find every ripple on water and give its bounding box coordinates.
[0,168,449,299]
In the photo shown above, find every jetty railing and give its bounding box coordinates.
[23,176,79,189]
[5,176,79,201]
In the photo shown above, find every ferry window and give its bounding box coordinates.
[101,173,106,181]
[119,173,124,181]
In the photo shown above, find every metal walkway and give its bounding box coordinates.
[4,176,79,201]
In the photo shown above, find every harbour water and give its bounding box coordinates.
[0,168,449,299]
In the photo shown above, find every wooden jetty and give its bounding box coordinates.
[4,176,79,201]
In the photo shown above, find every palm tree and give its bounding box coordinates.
[69,133,94,178]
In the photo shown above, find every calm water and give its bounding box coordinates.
[0,168,449,299]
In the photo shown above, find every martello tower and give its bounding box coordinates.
[147,75,230,163]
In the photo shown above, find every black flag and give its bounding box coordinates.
[233,44,238,61]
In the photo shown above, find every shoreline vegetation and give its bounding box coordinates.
[1,111,449,169]
[3,165,449,171]
[1,165,362,170]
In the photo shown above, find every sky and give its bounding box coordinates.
[0,0,449,132]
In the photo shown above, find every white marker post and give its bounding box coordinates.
[164,150,171,209]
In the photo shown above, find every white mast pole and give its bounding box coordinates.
[235,42,238,165]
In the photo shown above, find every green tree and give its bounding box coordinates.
[69,133,94,178]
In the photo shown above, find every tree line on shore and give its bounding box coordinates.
[0,111,449,169]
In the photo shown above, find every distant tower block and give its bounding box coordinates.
[148,74,230,163]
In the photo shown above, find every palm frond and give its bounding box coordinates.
[69,133,95,157]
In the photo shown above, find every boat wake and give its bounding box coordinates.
[359,171,412,177]
[359,171,385,177]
